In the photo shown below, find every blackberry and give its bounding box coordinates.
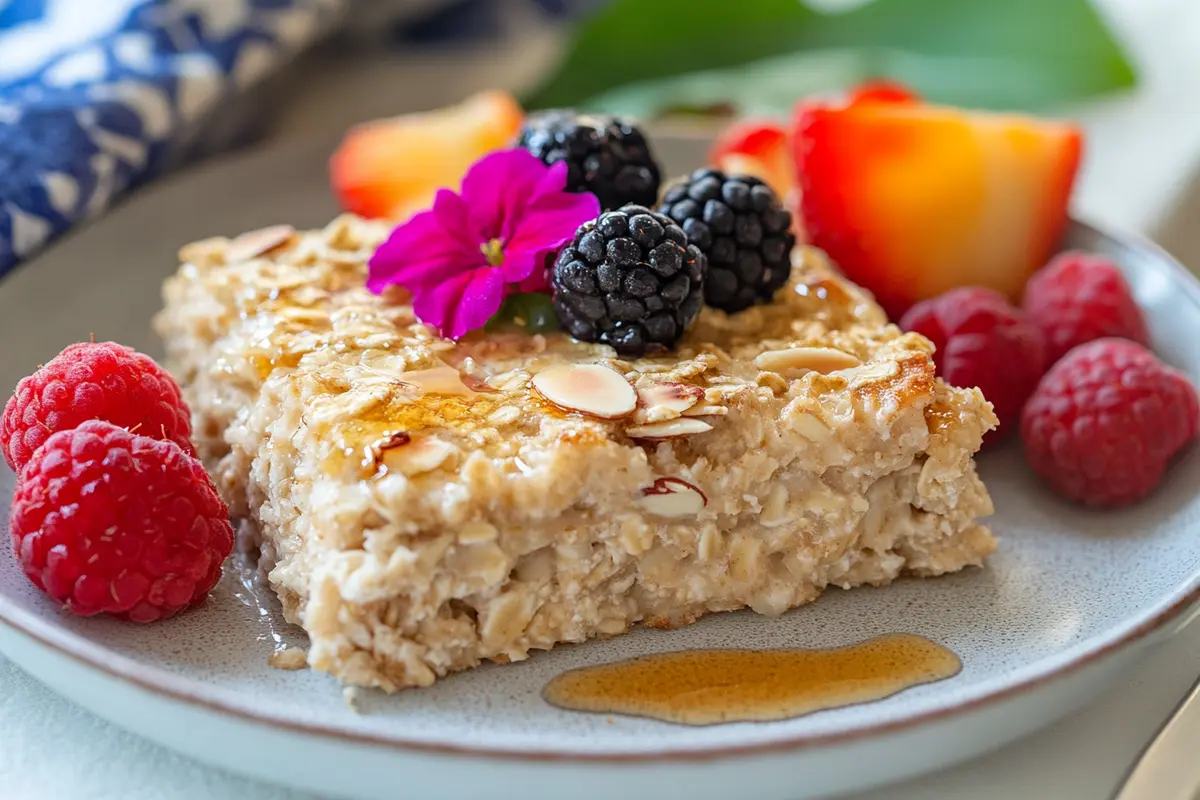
[517,111,662,211]
[551,205,706,357]
[657,168,796,313]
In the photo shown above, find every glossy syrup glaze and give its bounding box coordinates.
[543,634,961,726]
[228,522,307,669]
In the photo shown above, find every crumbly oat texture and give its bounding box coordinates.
[155,214,997,692]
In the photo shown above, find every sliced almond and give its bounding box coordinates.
[755,346,862,377]
[682,404,728,417]
[634,382,704,423]
[373,430,412,450]
[487,405,522,426]
[531,364,636,419]
[626,418,714,439]
[395,365,478,397]
[361,429,412,471]
[636,477,707,518]
[791,413,833,443]
[380,435,455,476]
[227,224,295,262]
[844,361,900,386]
[460,373,501,393]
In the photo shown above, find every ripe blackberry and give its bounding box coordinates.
[551,205,706,357]
[517,111,662,210]
[657,168,796,313]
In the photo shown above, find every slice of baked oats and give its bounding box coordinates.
[156,215,996,691]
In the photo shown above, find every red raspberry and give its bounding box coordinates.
[9,421,233,622]
[1022,251,1150,365]
[900,287,1047,445]
[1,341,193,472]
[1022,339,1198,508]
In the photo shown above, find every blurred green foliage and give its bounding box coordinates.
[524,0,1136,116]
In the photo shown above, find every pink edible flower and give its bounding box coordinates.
[367,148,600,339]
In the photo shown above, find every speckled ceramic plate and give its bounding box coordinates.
[1,133,1199,800]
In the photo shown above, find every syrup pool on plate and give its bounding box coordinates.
[228,522,307,668]
[543,633,960,725]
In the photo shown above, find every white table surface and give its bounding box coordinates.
[5,1,1200,797]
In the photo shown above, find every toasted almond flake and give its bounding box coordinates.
[626,417,714,439]
[636,477,707,518]
[395,365,478,397]
[682,404,728,417]
[844,361,900,385]
[755,346,862,376]
[633,382,703,423]
[791,413,833,443]
[227,224,295,262]
[531,364,637,419]
[487,405,522,426]
[374,430,412,451]
[380,436,455,476]
[460,373,501,393]
[488,370,530,392]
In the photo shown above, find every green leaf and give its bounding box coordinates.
[582,50,870,119]
[525,0,1136,115]
[524,0,821,110]
[486,293,560,334]
[803,0,1137,108]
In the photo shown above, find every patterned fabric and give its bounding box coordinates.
[0,0,346,277]
[0,0,602,279]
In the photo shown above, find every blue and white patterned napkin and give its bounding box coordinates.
[0,0,602,280]
[0,0,350,277]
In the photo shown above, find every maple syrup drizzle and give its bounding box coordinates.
[228,523,293,658]
[320,365,504,476]
[393,366,480,397]
[543,633,960,726]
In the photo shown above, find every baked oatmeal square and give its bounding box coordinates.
[156,215,995,691]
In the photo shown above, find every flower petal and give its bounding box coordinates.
[412,271,476,337]
[383,252,490,293]
[531,160,571,202]
[501,189,601,284]
[432,187,477,246]
[366,191,477,294]
[506,160,573,244]
[451,267,508,338]
[412,267,506,340]
[515,255,554,294]
[460,149,555,244]
[371,150,590,338]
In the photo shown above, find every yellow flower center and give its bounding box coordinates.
[481,238,505,267]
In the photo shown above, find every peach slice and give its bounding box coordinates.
[330,90,524,222]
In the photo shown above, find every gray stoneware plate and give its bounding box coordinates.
[1,132,1199,800]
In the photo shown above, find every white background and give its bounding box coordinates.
[4,0,1200,796]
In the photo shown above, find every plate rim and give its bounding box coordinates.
[2,217,1199,764]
